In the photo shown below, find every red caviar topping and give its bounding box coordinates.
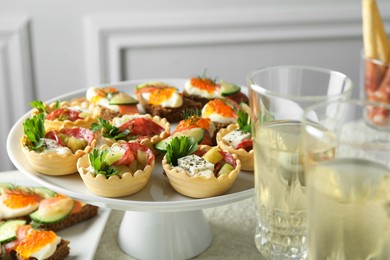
[176,116,211,131]
[3,191,42,209]
[148,88,177,105]
[190,78,216,93]
[203,99,237,118]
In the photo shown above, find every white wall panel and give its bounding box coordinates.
[0,16,34,171]
[85,3,390,93]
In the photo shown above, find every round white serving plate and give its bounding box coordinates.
[7,79,254,260]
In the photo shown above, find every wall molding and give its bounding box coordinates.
[0,15,34,170]
[85,3,390,86]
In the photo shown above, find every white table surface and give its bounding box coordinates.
[0,170,262,259]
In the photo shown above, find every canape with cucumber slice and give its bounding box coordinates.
[0,220,27,244]
[30,196,74,224]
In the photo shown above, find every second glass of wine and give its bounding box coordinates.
[248,65,353,259]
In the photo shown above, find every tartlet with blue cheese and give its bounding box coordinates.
[30,99,96,131]
[135,81,203,122]
[183,73,249,106]
[216,107,253,171]
[86,86,139,121]
[90,113,170,150]
[161,136,241,198]
[20,114,96,175]
[77,142,155,197]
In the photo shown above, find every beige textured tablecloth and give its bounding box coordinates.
[94,197,263,260]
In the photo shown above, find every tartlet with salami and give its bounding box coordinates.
[30,99,96,131]
[20,114,96,175]
[162,136,241,198]
[91,114,170,151]
[216,106,253,171]
[77,142,155,197]
[135,81,203,122]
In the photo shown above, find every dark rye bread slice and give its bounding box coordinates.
[142,97,203,122]
[34,204,99,232]
[10,239,70,260]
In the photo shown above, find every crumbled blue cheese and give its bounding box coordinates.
[177,154,214,177]
[222,129,251,149]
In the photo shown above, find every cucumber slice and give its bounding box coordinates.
[217,163,234,176]
[109,92,139,105]
[105,147,125,165]
[0,220,26,244]
[30,197,74,224]
[0,183,15,194]
[220,80,241,96]
[154,128,205,152]
[240,102,251,114]
[33,187,57,198]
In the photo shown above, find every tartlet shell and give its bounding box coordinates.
[102,114,170,151]
[76,143,155,197]
[162,145,241,199]
[32,100,96,131]
[20,135,96,176]
[216,124,254,171]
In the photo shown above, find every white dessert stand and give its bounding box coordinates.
[7,79,254,260]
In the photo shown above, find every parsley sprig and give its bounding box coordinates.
[30,100,60,116]
[166,136,198,166]
[90,117,130,140]
[237,110,251,133]
[88,149,118,177]
[23,114,46,151]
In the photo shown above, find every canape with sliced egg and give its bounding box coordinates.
[77,142,155,197]
[21,114,96,175]
[87,86,139,121]
[31,99,96,131]
[202,98,238,132]
[135,81,202,122]
[162,136,241,198]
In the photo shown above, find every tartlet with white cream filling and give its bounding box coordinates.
[216,107,253,171]
[162,136,241,198]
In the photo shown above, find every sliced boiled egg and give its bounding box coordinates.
[202,99,237,125]
[140,87,183,108]
[0,191,41,219]
[15,226,61,260]
[184,77,220,99]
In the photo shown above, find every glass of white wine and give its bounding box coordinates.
[248,66,354,259]
[303,99,390,260]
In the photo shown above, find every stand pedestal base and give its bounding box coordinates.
[118,210,213,260]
